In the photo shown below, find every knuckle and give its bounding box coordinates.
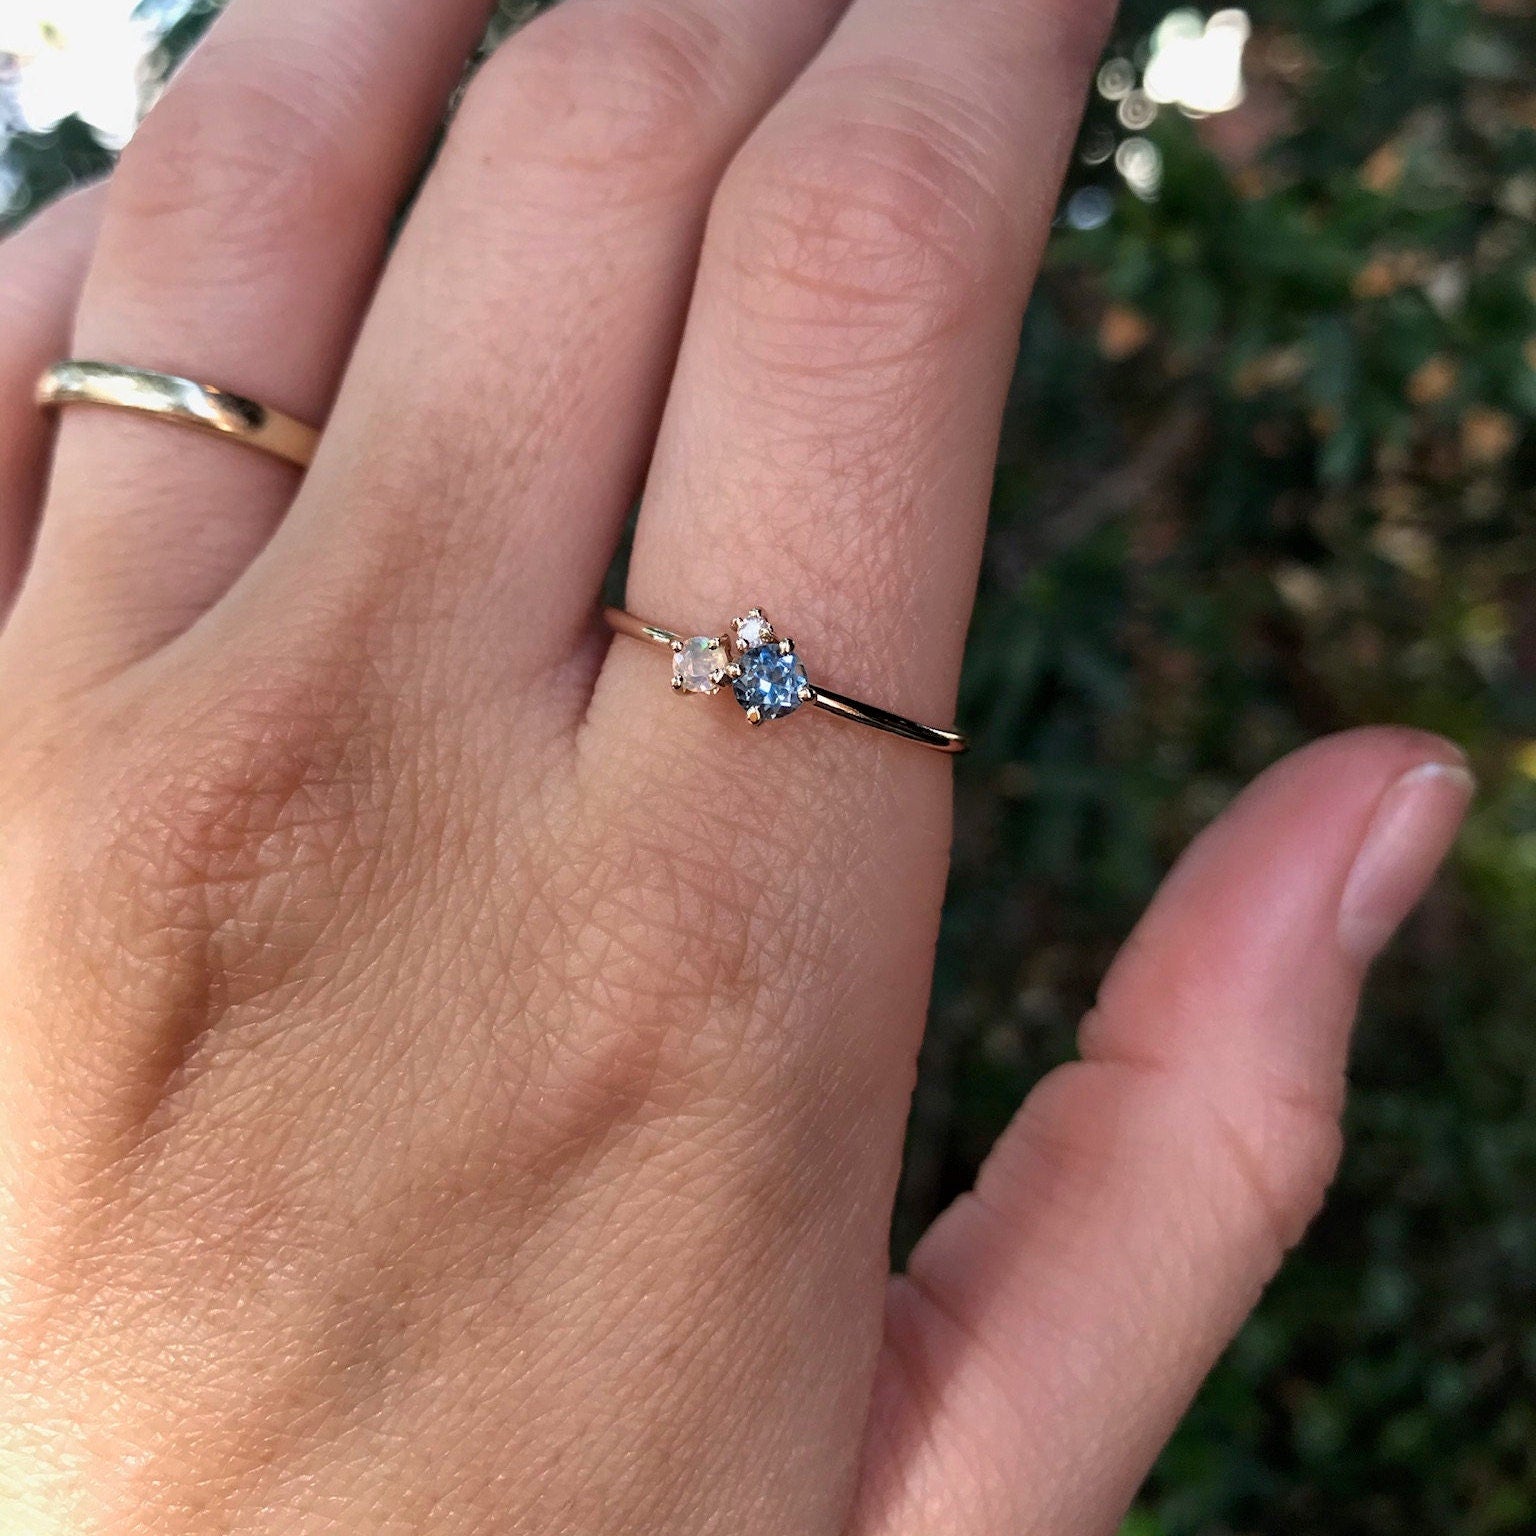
[1003,1057,1344,1281]
[65,664,393,1027]
[0,674,391,1141]
[120,676,382,913]
[1207,1081,1345,1265]
[518,774,850,1134]
[455,1,731,199]
[720,80,1016,354]
[544,814,760,1056]
[110,45,363,260]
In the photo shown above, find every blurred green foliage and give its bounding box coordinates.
[4,0,1534,1532]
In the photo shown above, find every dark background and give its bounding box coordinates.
[5,1,1535,1531]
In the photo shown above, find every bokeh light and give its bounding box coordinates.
[1144,7,1250,116]
[1114,135,1164,199]
[1077,7,1251,212]
[0,0,194,149]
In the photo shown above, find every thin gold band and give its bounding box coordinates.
[605,606,966,754]
[36,360,319,468]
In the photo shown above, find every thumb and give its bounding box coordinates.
[855,728,1473,1536]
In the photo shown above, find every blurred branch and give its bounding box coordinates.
[1035,392,1207,557]
[988,388,1207,589]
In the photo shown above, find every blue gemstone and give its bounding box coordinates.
[731,645,808,721]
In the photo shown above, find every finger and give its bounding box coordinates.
[609,0,1114,755]
[0,185,104,617]
[259,0,855,697]
[854,729,1473,1536]
[11,0,497,685]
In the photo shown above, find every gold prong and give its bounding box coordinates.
[778,637,793,655]
[726,662,743,680]
[734,610,776,651]
[798,684,814,702]
[745,707,763,725]
[708,667,727,686]
[670,638,684,653]
[670,675,685,691]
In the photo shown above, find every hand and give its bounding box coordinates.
[0,0,1472,1532]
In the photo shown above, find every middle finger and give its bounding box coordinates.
[13,0,498,685]
[260,0,856,698]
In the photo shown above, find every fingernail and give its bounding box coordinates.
[1337,759,1474,963]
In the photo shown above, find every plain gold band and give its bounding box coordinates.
[36,360,319,468]
[605,607,967,754]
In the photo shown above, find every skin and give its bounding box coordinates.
[0,1,1472,1533]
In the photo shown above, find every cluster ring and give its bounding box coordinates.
[605,606,966,754]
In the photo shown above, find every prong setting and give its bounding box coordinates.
[605,602,964,751]
[672,635,726,694]
[732,609,776,652]
[725,608,810,724]
[668,609,814,724]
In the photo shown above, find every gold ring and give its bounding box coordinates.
[606,606,967,754]
[36,360,319,468]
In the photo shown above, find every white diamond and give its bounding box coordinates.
[735,614,771,648]
[673,636,720,693]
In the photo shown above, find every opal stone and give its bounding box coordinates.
[673,636,721,693]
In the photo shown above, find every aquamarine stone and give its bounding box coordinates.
[731,646,808,721]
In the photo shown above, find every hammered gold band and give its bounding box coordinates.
[36,360,319,468]
[606,606,967,754]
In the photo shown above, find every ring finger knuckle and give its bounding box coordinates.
[718,76,1018,362]
[110,44,369,274]
[454,1,734,204]
[33,665,395,1048]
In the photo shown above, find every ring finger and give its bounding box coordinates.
[586,3,1117,1473]
[10,0,498,685]
[611,0,1113,764]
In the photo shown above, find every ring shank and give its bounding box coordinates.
[36,360,319,468]
[805,685,965,752]
[603,606,966,754]
[605,608,682,648]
